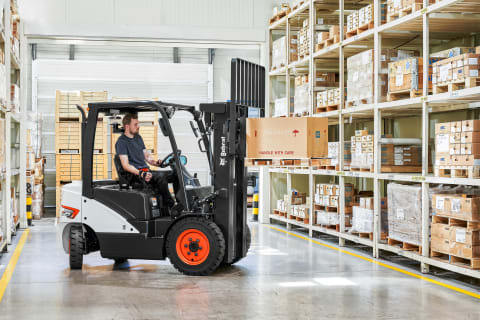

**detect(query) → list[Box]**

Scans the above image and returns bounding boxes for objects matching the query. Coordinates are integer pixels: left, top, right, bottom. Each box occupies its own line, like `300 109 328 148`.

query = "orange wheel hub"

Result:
176 229 210 266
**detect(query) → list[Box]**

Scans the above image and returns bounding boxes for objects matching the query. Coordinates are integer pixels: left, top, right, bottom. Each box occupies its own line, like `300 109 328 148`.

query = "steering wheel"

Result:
158 150 181 168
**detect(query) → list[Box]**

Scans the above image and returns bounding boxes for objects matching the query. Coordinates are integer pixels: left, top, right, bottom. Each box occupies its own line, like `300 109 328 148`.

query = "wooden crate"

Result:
56 153 108 183
55 121 81 153
55 90 81 121
94 120 107 153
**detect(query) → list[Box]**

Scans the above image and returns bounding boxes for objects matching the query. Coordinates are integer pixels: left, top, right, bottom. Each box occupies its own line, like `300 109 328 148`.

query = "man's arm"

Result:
119 155 140 176
144 149 160 166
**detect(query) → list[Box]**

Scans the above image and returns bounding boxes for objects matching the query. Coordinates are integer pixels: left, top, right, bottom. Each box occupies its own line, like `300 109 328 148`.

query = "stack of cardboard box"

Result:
381 144 422 167
350 130 374 171
387 0 434 23
347 3 386 34
312 142 351 169
432 53 480 91
435 121 480 178
294 75 310 115
290 35 298 62
297 19 310 59
431 193 480 265
271 37 287 70
314 183 354 227
316 88 344 111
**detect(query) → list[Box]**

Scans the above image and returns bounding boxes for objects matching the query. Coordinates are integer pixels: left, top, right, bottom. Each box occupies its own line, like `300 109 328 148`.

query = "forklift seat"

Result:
114 154 133 189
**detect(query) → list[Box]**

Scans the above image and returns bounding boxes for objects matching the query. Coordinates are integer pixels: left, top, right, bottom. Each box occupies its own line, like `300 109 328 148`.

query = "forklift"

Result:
57 59 265 275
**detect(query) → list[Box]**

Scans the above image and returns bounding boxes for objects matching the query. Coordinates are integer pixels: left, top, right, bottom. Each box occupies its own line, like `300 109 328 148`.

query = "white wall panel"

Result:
19 0 272 42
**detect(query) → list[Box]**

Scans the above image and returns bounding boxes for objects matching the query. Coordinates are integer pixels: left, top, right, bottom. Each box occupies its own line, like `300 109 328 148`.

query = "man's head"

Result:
123 113 140 135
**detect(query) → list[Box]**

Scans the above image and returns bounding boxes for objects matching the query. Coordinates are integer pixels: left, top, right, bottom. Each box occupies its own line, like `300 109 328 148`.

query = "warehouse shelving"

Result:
1 0 27 252
264 0 480 279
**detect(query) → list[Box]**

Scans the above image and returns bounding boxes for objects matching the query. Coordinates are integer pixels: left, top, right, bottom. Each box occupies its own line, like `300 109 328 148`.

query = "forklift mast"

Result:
200 58 265 263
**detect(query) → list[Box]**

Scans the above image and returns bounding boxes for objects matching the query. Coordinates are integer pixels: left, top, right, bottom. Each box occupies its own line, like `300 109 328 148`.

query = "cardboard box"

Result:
453 196 480 221
247 117 328 159
462 120 480 132
431 237 450 254
461 143 480 155
431 47 475 59
449 243 480 259
449 227 480 246
461 131 480 143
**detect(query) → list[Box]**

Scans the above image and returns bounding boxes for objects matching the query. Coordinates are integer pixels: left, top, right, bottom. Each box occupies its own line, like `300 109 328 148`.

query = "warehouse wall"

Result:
19 0 277 43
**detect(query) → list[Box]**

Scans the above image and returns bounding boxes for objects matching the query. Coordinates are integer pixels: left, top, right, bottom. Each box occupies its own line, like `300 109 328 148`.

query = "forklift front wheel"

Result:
166 217 225 276
69 225 84 270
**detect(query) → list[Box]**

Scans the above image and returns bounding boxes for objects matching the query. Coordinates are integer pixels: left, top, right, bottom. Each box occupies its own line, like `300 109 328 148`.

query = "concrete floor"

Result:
1 219 480 320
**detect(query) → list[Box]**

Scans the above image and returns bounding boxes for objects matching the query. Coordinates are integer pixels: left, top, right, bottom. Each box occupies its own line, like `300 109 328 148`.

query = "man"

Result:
115 113 175 207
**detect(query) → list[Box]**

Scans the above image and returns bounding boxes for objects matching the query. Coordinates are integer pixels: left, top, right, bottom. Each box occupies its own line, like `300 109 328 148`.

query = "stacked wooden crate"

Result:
431 193 480 269
55 90 108 217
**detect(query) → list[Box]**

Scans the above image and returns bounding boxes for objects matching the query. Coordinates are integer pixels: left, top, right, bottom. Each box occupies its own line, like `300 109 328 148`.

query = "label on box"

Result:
456 229 466 243
439 65 449 82
469 70 479 77
468 58 478 65
436 134 449 153
396 208 405 220
436 197 444 210
451 198 461 212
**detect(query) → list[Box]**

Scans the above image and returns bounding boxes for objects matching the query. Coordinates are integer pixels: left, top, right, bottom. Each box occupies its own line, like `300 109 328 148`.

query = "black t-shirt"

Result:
115 134 148 169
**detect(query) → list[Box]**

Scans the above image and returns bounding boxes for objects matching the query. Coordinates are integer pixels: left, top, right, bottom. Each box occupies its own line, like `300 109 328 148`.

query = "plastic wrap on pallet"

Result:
316 210 339 225
351 206 374 233
271 36 287 70
387 183 422 245
294 84 310 114
32 199 43 219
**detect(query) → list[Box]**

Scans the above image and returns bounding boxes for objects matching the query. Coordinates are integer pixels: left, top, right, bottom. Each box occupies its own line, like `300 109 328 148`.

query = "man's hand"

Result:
144 172 152 182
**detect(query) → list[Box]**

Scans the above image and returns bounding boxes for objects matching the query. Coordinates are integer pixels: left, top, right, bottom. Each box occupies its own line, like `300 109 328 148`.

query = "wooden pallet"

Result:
350 166 374 172
273 209 287 217
292 1 304 11
434 166 480 179
387 89 423 101
346 21 374 38
296 217 310 224
399 3 423 17
433 77 480 94
381 165 422 173
314 204 353 214
269 8 291 24
431 250 480 270
346 97 373 107
315 35 340 51
432 215 480 229
271 63 286 71
315 103 339 113
388 237 422 254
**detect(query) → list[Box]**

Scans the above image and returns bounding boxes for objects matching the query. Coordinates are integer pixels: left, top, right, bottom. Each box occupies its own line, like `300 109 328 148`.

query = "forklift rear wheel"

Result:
166 217 225 276
69 226 84 270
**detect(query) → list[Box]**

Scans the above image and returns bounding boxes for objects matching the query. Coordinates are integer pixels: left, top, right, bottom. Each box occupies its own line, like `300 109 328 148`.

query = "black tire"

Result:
225 225 251 265
114 258 128 264
166 217 225 276
69 226 84 270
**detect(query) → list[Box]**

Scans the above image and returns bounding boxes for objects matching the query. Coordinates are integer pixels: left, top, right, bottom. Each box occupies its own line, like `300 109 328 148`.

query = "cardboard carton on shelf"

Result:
246 117 328 159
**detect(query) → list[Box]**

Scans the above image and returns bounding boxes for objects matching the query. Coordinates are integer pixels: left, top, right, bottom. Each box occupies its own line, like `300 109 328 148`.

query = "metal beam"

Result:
173 47 180 63
208 48 215 64
69 44 75 60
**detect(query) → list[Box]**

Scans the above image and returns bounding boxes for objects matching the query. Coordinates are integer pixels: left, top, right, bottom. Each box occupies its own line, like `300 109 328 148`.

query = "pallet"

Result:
346 21 374 38
432 215 480 229
433 77 480 95
314 35 340 51
346 97 373 107
380 165 422 173
273 209 287 217
434 166 480 179
315 103 339 113
399 3 423 17
314 204 353 214
269 8 291 25
388 237 422 254
350 166 374 173
387 89 423 101
271 63 286 71
431 250 480 270
296 216 310 224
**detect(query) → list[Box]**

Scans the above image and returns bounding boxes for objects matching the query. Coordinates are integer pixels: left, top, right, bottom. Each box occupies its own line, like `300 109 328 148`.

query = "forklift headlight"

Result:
61 205 80 219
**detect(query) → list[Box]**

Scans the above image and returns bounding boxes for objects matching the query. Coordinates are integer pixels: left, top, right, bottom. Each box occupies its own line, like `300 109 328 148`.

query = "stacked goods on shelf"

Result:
381 140 423 172
297 18 310 59
246 117 328 162
387 183 423 252
315 25 342 51
311 142 351 170
271 37 287 70
274 195 288 216
315 87 344 112
269 3 291 24
290 35 298 63
350 130 374 171
347 49 417 106
11 187 18 227
431 192 480 268
434 121 480 179
432 53 480 94
431 47 475 59
290 191 309 223
0 118 4 171
315 183 354 229
387 0 434 22
0 47 5 103
273 97 294 117
387 55 442 100
346 3 385 38
32 157 45 220
294 75 310 116
351 195 389 238
10 8 19 61
10 84 19 111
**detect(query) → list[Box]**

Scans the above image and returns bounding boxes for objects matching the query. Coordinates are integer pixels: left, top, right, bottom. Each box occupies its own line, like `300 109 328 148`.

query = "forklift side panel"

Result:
97 233 164 260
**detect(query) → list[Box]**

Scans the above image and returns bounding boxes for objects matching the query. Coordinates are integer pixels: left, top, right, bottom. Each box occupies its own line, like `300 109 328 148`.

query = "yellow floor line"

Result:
267 225 480 300
0 229 30 303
